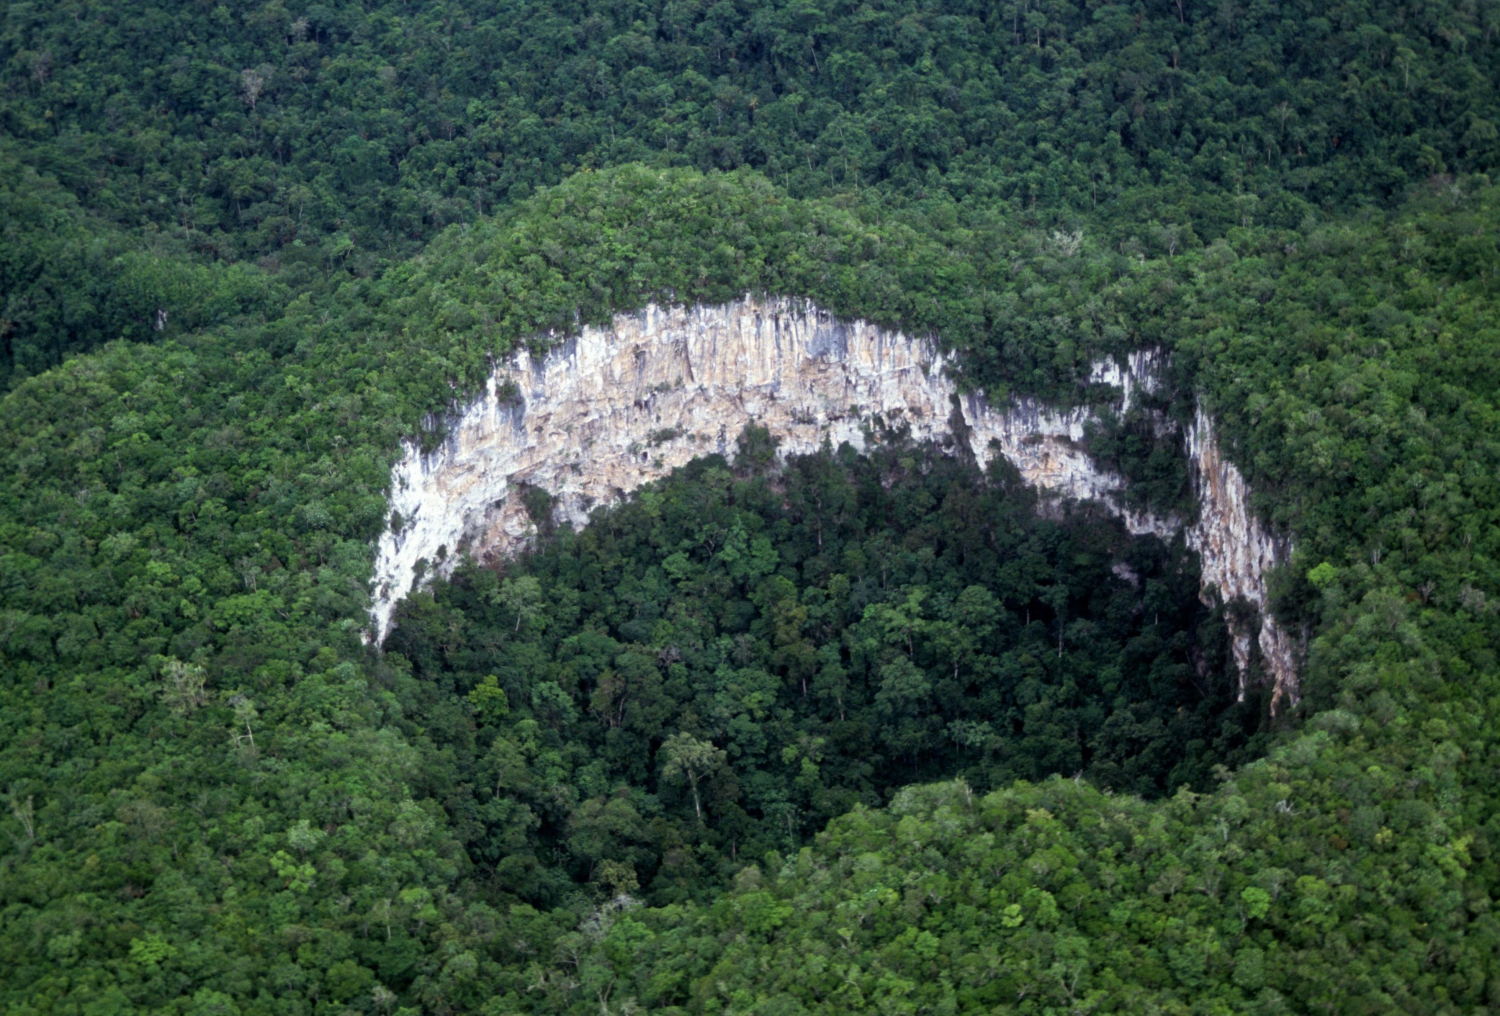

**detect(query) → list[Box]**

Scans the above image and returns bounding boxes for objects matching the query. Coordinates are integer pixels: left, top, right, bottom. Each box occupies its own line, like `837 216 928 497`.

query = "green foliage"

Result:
4 0 1498 261
7 0 1500 389
388 436 1262 904
458 764 1500 1013
0 153 286 388
0 0 1498 1003
2 161 1499 1014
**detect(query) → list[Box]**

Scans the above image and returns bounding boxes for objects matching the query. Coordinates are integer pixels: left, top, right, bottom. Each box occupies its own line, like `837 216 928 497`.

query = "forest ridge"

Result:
6 0 1500 385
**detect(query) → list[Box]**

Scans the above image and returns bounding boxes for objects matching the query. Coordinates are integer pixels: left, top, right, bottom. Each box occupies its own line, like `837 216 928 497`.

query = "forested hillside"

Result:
5 0 1500 381
10 0 1495 250
2 2 1499 1014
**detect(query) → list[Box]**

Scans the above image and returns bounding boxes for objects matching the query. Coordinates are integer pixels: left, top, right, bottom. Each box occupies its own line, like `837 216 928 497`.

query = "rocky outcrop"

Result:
1184 406 1299 711
371 297 1297 707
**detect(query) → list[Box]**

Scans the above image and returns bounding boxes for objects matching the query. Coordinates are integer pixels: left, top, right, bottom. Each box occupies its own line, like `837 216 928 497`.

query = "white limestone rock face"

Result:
371 297 1297 707
1184 406 1299 711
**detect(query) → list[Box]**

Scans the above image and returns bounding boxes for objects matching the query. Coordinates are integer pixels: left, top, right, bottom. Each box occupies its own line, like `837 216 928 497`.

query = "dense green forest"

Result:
389 432 1262 907
2 1 1500 1014
6 0 1500 383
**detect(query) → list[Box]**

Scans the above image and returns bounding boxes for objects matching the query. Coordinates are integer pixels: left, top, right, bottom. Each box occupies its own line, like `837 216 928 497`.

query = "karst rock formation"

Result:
372 297 1297 708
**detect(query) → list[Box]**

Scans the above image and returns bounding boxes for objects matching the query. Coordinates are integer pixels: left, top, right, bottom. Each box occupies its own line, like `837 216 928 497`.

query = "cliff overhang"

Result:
371 297 1298 709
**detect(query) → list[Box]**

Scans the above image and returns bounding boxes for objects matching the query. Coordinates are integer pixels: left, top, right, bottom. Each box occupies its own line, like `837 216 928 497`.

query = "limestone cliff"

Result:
1184 406 1299 711
371 297 1297 707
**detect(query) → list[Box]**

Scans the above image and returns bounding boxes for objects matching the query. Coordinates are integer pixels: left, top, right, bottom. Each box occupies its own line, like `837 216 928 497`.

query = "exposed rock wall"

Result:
371 297 1297 707
1184 406 1299 711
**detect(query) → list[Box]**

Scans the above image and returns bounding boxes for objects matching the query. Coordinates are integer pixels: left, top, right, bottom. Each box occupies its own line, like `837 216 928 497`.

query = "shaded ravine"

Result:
372 297 1298 708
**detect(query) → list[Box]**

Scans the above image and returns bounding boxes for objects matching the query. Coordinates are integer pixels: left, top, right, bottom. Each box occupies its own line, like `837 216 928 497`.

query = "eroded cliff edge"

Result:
372 297 1298 708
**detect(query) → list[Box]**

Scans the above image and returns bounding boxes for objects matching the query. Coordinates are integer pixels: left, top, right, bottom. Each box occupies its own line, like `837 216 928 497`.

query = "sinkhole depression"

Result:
372 296 1299 712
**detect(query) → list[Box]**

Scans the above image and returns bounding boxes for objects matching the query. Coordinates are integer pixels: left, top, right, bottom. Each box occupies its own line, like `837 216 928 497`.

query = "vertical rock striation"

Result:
371 297 1297 707
1184 406 1299 711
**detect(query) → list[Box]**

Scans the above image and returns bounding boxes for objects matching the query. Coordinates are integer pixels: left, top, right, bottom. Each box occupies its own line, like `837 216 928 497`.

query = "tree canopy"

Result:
1 1 1499 1012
